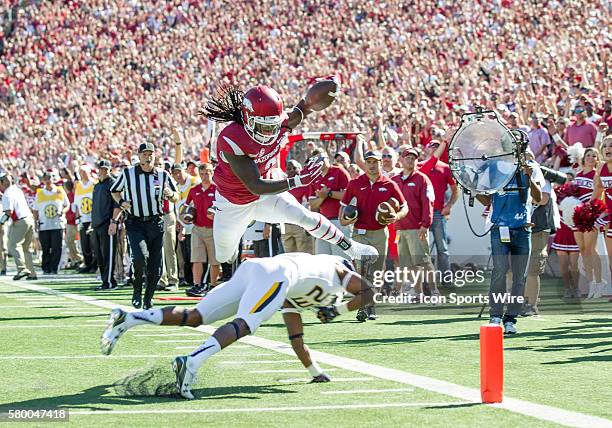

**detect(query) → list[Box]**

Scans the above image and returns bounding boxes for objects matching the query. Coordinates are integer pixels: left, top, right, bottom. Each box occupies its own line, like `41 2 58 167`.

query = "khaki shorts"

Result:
191 226 217 264
528 230 549 276
397 229 432 268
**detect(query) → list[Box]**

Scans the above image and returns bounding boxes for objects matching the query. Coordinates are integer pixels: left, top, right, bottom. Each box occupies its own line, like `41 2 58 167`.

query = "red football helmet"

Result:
241 86 287 145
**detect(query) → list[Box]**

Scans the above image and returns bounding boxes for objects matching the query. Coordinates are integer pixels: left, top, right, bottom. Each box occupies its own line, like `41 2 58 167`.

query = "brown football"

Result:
181 205 196 224
376 201 397 225
388 197 401 212
304 77 340 112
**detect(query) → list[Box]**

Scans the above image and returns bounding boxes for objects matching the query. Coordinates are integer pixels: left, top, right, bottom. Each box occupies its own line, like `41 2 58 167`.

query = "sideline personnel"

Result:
110 143 178 309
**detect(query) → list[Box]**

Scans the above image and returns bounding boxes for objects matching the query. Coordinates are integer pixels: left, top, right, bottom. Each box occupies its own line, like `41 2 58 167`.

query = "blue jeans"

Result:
431 210 450 284
489 227 531 322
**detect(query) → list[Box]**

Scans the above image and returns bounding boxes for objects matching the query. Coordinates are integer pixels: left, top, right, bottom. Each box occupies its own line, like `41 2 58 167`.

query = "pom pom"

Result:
572 199 606 232
567 143 585 166
559 197 582 228
554 182 580 202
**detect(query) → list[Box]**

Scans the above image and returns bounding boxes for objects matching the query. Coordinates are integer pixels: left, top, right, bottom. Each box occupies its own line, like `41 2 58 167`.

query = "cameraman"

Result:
524 151 561 316
476 143 544 335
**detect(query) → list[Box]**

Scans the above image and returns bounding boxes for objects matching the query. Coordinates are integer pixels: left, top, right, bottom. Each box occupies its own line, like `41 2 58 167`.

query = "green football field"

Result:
0 274 611 427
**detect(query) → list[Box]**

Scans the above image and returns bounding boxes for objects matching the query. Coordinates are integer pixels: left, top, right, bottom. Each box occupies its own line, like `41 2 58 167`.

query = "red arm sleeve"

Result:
418 156 437 174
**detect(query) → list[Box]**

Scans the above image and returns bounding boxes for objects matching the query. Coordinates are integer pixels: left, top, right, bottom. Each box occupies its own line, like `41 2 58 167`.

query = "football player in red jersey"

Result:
200 78 377 265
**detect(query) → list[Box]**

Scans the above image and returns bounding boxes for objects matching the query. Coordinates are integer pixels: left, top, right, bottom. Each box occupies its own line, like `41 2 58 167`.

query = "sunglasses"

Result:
382 154 393 159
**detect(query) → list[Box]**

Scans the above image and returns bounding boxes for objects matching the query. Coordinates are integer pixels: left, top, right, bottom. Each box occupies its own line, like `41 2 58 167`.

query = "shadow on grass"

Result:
0 365 298 411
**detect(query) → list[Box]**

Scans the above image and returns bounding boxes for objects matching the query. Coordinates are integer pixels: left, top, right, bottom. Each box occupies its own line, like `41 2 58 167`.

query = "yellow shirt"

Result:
73 180 96 223
35 186 68 230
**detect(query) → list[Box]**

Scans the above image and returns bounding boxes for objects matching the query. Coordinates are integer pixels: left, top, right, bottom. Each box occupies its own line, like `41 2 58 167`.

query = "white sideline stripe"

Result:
0 355 175 360
0 305 78 308
70 402 466 416
134 333 206 337
59 311 105 315
0 325 107 329
322 388 414 395
173 345 250 349
219 360 300 365
6 281 612 428
154 340 207 343
250 368 339 374
279 377 374 383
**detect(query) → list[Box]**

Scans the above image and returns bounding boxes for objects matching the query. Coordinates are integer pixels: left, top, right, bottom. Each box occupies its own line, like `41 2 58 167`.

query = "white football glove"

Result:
287 156 324 189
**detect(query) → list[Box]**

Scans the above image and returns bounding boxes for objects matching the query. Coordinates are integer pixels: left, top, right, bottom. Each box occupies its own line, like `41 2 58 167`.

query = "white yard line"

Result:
69 402 467 416
133 333 206 337
279 377 374 383
322 388 414 395
219 360 301 364
250 368 339 374
4 279 612 428
0 325 106 329
0 355 175 360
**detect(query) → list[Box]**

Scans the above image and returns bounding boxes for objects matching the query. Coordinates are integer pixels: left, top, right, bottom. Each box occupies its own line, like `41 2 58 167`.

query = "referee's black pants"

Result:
125 216 164 307
93 222 117 288
39 229 62 274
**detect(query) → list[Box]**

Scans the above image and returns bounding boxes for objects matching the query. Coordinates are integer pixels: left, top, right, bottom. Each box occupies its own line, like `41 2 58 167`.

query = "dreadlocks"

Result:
198 86 244 125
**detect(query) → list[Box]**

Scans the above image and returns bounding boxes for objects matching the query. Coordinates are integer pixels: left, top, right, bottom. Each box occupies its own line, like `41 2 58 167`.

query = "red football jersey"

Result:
214 122 289 204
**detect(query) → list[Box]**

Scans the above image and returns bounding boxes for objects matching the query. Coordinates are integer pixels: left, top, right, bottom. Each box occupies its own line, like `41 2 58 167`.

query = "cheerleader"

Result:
590 136 612 299
574 148 603 296
552 176 580 298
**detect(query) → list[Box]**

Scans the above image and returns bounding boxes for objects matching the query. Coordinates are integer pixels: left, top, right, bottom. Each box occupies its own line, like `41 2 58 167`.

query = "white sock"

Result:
187 336 221 371
125 309 163 328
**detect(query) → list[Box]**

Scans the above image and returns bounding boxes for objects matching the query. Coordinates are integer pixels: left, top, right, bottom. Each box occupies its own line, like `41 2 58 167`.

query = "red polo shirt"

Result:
422 160 455 210
341 173 406 230
289 185 311 204
392 170 434 230
185 183 216 228
309 165 350 219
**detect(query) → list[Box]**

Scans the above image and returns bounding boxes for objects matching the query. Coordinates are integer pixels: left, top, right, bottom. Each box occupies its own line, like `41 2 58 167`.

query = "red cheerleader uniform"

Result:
600 163 612 237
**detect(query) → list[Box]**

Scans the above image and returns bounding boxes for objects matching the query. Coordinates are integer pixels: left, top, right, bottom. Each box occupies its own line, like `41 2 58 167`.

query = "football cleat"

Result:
100 308 128 355
356 308 368 322
344 240 378 263
173 356 197 400
311 373 331 383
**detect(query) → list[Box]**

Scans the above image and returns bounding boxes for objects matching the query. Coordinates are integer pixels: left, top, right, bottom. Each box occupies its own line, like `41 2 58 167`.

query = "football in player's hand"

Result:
342 205 358 222
376 201 397 225
181 205 196 224
304 76 341 112
388 197 401 213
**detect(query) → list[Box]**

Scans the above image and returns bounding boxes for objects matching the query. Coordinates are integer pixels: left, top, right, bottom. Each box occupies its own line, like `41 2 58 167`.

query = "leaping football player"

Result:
200 77 378 266
100 253 374 399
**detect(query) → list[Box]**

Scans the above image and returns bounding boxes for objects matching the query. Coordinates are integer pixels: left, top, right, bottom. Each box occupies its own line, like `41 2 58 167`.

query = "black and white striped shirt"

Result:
110 166 177 217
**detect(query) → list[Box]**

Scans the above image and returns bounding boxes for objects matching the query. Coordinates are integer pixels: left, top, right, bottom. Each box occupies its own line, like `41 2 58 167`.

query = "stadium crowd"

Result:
0 1 611 313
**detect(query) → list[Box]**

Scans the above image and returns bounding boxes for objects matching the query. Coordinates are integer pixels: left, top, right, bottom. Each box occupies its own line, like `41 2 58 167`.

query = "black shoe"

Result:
178 279 190 288
77 266 89 274
156 284 167 291
356 308 368 322
0 270 6 276
143 299 153 310
26 274 38 281
95 283 115 291
132 291 142 309
13 271 29 281
185 284 208 297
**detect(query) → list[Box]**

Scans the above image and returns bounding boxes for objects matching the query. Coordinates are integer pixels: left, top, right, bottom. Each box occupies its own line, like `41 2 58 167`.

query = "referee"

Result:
110 143 178 309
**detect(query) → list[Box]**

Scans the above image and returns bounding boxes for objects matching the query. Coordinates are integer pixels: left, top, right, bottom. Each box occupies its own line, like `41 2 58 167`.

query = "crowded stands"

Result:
0 1 611 307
